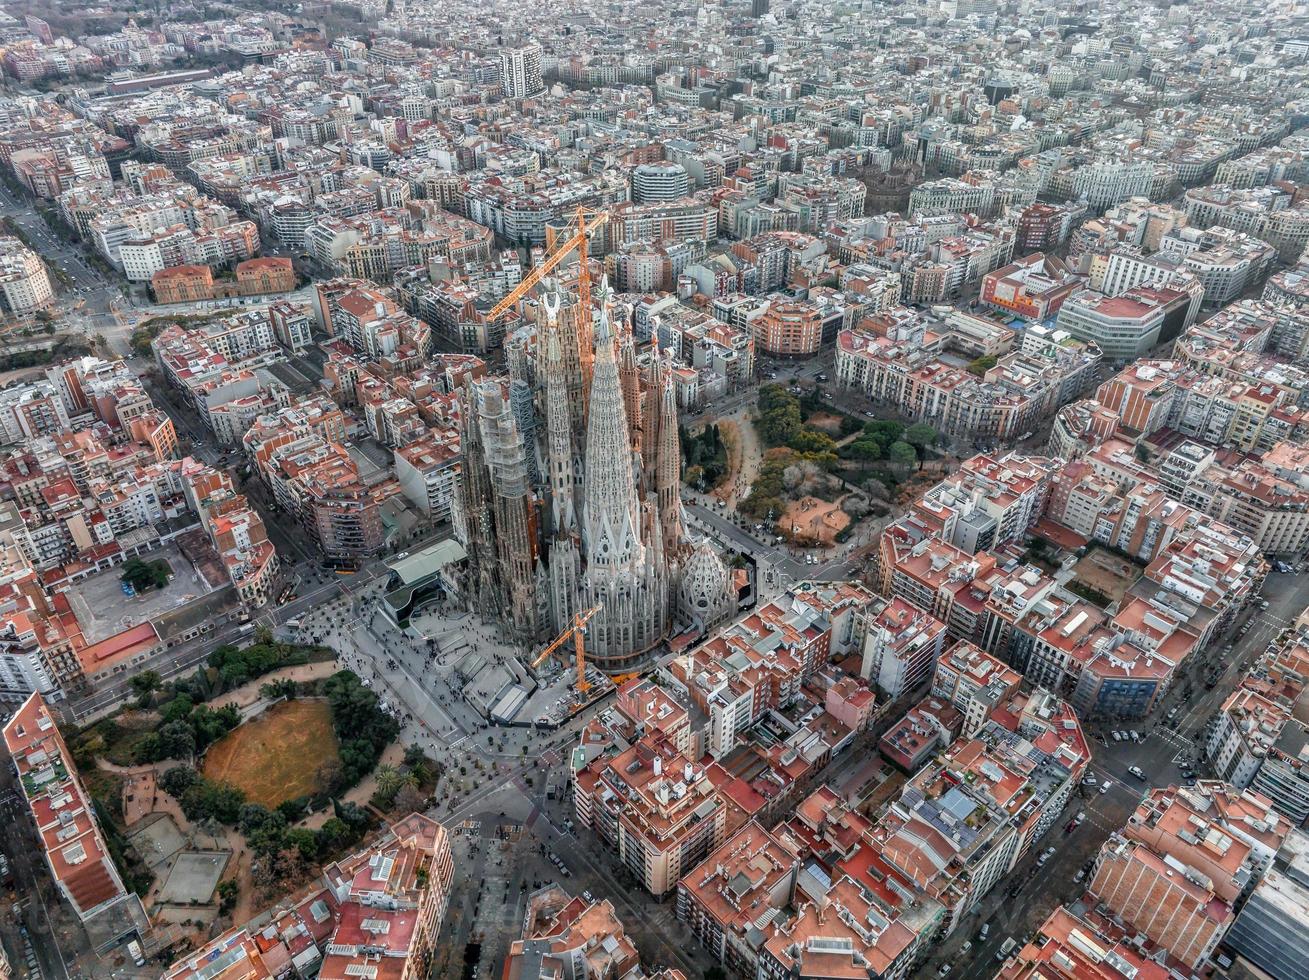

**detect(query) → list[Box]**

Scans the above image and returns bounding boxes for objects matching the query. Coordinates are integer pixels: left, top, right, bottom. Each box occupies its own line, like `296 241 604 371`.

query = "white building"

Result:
0 236 54 315
500 43 544 98
631 163 691 204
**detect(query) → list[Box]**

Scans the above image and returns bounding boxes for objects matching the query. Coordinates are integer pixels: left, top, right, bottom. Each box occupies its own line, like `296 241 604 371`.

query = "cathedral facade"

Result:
458 280 733 674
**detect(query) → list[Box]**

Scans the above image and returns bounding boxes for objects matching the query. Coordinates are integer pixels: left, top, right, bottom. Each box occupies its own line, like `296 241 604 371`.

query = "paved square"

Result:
158 850 229 905
126 814 186 871
63 540 219 643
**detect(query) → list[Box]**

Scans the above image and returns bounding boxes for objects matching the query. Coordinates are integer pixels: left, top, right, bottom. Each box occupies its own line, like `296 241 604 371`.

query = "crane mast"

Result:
529 604 603 693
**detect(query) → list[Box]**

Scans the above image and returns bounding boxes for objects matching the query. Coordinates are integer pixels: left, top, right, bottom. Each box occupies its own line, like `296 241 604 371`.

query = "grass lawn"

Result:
202 699 339 807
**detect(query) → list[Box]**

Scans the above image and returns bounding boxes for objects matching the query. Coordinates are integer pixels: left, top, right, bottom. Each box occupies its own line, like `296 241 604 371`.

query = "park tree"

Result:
967 354 997 376
246 820 288 858
155 720 197 760
317 817 354 852
403 743 427 768
276 797 309 823
216 879 238 915
904 423 939 449
161 694 194 724
394 783 426 815
284 828 320 862
842 437 885 462
374 765 403 800
160 766 200 799
129 670 162 706
888 440 918 475
788 427 837 456
238 803 276 835
132 732 162 764
756 385 804 446
757 401 802 446
120 558 169 592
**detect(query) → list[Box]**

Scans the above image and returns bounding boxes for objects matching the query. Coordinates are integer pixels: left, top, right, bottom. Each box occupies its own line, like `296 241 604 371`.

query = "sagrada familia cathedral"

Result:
458 279 736 674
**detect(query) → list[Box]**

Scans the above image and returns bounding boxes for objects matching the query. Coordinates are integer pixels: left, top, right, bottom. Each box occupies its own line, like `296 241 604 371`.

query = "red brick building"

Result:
151 264 214 304
236 256 296 296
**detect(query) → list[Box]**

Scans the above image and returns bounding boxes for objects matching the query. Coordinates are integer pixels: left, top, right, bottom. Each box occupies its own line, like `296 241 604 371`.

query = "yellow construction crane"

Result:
530 604 603 693
485 206 608 324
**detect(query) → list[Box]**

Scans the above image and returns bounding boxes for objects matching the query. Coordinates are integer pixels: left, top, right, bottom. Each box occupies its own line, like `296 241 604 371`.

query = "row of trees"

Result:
680 423 729 490
839 419 939 473
325 671 402 789
208 639 310 689
133 698 241 764
756 384 807 447
122 639 316 765
128 634 314 713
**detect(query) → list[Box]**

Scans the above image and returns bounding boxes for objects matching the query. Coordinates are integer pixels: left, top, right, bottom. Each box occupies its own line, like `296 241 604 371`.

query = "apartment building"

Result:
859 597 947 700
836 323 1090 443
663 582 874 759
980 253 1079 321
873 691 1088 933
393 429 461 523
503 885 686 980
1088 786 1259 969
1205 630 1309 825
679 800 944 980
1224 836 1309 980
1056 285 1187 360
930 639 1021 737
151 263 214 304
0 235 54 315
3 693 149 943
573 731 730 898
878 696 962 772
996 906 1170 980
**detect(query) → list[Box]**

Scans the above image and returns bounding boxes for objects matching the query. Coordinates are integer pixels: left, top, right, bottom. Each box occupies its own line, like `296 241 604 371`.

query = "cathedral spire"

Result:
542 294 577 536
655 362 688 557
618 325 642 452
581 306 642 566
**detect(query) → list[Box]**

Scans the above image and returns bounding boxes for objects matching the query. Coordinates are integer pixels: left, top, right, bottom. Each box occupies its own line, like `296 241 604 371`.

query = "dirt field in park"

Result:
1072 546 1142 604
202 699 339 807
805 411 846 435
782 495 851 546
